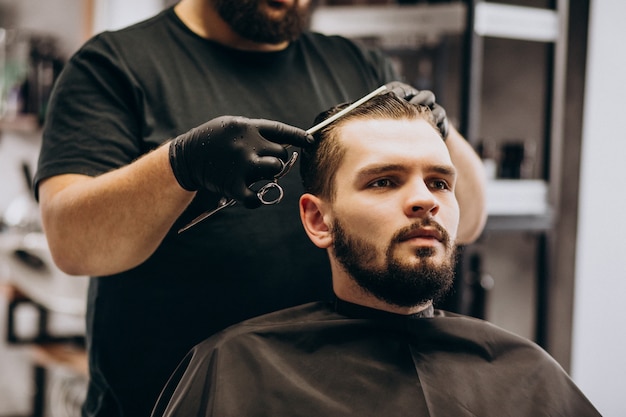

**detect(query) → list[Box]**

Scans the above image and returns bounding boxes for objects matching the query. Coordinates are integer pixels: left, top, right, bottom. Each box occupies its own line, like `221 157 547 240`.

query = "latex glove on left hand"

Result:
384 81 450 140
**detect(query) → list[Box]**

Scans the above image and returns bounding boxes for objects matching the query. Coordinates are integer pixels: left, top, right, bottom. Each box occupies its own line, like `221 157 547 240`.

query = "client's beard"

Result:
213 0 311 44
332 218 457 308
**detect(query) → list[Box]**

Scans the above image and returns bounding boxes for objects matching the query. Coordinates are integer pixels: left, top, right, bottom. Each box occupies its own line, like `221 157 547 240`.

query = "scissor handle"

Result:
256 182 284 205
277 151 299 178
255 151 298 205
178 151 298 231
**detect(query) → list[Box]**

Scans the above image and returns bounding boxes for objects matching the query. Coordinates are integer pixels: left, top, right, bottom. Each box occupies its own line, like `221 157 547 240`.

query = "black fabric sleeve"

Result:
34 33 145 198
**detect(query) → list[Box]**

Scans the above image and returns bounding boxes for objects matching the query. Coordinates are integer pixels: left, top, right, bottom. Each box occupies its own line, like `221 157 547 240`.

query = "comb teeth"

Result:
305 85 388 136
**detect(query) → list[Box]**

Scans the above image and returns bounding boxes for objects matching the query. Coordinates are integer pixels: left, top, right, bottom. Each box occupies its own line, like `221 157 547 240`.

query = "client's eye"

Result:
428 179 450 191
369 178 394 188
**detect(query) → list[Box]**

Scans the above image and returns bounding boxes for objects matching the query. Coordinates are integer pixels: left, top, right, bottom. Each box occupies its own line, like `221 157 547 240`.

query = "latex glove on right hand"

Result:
384 81 450 140
169 116 314 208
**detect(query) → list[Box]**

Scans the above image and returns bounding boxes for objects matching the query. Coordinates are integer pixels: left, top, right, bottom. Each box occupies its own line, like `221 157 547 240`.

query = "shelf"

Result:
486 179 549 216
486 213 553 232
484 179 552 232
312 3 560 43
474 3 560 42
311 3 466 39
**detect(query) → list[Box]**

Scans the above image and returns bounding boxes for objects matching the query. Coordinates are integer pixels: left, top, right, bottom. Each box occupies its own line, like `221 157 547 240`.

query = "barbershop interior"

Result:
0 0 623 416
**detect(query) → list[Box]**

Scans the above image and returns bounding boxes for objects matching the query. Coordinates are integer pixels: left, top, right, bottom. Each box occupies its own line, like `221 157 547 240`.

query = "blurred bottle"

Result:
497 140 537 179
498 142 525 179
22 35 64 125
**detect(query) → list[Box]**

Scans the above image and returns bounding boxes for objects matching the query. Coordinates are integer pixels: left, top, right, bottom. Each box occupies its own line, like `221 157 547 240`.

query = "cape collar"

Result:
334 297 435 320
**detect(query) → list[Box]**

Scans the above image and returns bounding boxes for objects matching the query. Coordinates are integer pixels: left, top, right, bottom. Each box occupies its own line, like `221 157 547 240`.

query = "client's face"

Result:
328 117 460 308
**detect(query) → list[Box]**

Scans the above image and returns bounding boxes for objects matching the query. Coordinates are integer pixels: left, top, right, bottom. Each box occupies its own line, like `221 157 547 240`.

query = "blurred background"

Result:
0 0 623 416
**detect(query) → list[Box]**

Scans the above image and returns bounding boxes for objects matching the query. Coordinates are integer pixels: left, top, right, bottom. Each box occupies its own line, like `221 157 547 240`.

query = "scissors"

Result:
178 85 388 233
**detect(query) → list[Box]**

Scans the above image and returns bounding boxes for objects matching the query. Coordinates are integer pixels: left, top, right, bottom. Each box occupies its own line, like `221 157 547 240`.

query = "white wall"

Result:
0 0 84 57
92 0 163 34
571 1 626 416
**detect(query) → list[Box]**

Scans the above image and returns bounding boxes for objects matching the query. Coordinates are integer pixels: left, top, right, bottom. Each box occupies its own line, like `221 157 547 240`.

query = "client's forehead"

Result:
331 117 451 175
336 117 445 154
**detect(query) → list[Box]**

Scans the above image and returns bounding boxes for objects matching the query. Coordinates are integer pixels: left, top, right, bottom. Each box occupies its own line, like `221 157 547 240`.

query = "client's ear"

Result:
299 194 333 249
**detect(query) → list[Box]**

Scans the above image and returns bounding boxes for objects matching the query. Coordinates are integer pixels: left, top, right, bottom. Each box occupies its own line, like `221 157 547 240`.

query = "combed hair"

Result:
300 92 438 200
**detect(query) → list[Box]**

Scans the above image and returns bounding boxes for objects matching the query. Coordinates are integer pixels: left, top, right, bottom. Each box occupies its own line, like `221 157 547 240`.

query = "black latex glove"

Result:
169 116 314 208
385 81 450 140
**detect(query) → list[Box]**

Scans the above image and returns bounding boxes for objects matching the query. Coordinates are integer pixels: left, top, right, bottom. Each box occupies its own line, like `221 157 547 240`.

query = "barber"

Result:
34 1 486 416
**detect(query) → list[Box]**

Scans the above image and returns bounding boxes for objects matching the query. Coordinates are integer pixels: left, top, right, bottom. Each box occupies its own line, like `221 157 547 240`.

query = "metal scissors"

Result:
178 85 388 233
177 151 299 233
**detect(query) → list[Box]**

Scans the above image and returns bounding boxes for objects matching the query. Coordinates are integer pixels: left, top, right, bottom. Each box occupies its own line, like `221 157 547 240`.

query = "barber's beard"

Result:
332 218 457 308
213 0 311 44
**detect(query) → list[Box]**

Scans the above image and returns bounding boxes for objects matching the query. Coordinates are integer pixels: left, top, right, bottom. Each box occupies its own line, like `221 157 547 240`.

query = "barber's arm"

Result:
444 125 487 244
39 146 192 277
38 117 313 277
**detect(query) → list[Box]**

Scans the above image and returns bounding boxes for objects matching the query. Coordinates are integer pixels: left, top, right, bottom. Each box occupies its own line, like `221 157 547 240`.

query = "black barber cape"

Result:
152 300 600 417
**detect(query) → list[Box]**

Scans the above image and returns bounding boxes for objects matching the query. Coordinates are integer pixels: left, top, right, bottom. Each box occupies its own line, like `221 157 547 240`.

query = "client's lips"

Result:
401 228 443 242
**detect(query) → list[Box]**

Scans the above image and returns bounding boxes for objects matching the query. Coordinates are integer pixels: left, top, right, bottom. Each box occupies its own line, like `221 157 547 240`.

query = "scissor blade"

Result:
178 198 236 233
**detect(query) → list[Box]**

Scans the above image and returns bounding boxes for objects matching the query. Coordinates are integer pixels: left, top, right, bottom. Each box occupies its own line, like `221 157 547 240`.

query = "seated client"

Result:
151 92 600 417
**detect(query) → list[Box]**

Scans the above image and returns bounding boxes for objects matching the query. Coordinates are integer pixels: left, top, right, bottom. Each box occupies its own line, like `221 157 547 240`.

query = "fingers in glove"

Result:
246 155 287 185
430 104 449 139
230 182 263 209
430 104 446 125
408 90 436 108
384 81 419 100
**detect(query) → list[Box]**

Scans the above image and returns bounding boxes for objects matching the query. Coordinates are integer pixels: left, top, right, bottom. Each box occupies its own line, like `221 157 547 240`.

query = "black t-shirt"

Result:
36 7 398 417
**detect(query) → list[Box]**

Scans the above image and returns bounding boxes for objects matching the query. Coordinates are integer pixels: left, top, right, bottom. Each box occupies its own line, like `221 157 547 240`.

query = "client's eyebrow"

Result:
355 164 406 180
355 163 457 181
428 164 457 179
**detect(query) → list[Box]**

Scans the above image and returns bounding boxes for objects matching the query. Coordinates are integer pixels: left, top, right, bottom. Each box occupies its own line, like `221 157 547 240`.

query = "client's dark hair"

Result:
300 92 438 200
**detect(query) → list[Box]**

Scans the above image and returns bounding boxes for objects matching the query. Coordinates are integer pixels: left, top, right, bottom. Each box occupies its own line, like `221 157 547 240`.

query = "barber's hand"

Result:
169 116 314 208
385 81 449 140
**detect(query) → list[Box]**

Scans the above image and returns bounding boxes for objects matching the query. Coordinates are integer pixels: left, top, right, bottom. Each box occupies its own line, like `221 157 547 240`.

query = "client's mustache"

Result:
392 219 451 248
